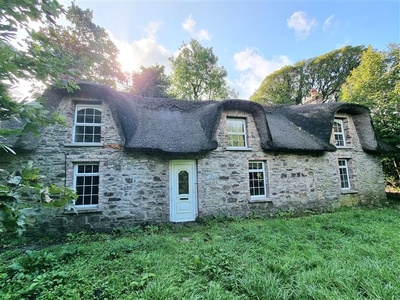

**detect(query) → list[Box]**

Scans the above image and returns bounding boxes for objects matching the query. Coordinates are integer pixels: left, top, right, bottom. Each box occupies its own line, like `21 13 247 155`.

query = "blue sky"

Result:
69 0 399 98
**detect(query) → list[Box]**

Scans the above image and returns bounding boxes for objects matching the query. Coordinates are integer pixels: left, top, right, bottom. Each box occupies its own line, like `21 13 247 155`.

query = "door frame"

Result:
169 160 198 222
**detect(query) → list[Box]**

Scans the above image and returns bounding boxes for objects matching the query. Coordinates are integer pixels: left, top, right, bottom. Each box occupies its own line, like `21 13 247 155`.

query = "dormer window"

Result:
333 119 346 147
227 118 247 149
73 104 102 144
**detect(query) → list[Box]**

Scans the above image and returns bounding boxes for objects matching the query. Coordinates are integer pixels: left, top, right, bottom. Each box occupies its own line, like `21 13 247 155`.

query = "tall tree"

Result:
32 2 125 89
129 65 170 98
0 1 78 234
1 0 68 148
341 44 400 184
250 63 306 105
251 45 365 105
169 39 236 100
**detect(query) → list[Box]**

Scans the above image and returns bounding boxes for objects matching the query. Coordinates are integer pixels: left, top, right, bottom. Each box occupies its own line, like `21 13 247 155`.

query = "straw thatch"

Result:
1 83 395 154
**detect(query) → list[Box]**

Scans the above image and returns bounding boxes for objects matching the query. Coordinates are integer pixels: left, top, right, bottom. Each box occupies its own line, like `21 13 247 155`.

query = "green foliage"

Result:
0 1 115 236
341 44 400 184
169 39 237 100
2 205 400 299
0 0 74 151
129 64 171 98
251 45 365 104
341 44 400 146
0 161 77 235
32 2 125 89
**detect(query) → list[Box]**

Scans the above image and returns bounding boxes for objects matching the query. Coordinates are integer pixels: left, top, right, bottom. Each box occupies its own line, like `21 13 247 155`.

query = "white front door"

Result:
170 160 197 222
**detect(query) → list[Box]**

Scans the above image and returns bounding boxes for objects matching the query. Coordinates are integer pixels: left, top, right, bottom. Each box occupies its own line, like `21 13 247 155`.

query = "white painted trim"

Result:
338 158 351 190
333 119 346 148
249 161 268 201
169 160 198 222
227 117 248 148
72 104 102 144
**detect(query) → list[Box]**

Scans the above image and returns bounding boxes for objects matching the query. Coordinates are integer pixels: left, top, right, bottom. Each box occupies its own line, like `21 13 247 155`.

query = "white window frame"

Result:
73 104 102 144
248 161 268 201
338 159 350 190
73 163 100 209
227 118 248 149
333 119 346 148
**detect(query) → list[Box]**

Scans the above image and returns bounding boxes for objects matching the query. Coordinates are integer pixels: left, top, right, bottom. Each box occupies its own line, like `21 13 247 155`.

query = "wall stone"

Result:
0 100 387 234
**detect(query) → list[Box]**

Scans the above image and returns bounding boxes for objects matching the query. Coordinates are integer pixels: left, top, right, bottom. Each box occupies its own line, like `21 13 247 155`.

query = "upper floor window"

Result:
73 163 99 207
227 118 247 148
249 161 267 200
73 104 102 144
333 119 346 147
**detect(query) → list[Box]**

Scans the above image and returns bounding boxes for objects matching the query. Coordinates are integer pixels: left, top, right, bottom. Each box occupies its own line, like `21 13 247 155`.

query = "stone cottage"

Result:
0 83 391 232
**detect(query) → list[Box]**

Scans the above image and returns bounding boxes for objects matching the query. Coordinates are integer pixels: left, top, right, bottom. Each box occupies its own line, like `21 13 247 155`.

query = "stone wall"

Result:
0 99 387 234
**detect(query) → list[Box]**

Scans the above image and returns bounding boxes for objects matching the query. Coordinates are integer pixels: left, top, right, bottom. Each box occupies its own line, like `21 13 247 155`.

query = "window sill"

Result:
226 147 253 151
64 205 101 214
340 189 358 195
64 143 103 147
249 198 272 203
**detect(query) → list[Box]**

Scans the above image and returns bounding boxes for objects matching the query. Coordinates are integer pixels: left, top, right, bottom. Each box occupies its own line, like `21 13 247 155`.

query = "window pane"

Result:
333 121 342 133
76 197 83 205
178 171 189 194
92 195 99 205
338 159 350 189
74 165 99 206
227 118 246 148
77 110 85 122
249 162 266 198
93 134 101 143
333 120 346 147
86 114 94 123
94 112 102 123
74 106 102 143
85 126 94 134
83 195 91 205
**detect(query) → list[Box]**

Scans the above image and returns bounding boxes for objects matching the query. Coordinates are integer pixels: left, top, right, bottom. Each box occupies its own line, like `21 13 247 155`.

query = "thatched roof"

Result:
1 83 395 154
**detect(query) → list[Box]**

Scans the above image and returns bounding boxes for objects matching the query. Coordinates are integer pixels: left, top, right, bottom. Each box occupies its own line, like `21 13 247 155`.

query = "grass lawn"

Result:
1 205 400 299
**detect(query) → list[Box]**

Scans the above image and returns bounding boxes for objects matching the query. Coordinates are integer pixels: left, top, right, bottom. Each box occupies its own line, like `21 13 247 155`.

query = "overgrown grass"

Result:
1 205 400 299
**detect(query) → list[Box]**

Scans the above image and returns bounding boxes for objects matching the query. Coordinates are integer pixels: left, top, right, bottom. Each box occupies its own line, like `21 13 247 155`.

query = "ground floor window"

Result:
338 159 350 189
249 161 267 200
73 163 99 206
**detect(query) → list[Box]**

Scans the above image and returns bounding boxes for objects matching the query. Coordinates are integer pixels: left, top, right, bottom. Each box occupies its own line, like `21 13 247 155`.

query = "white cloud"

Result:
323 15 335 32
144 21 162 40
109 22 171 73
233 48 291 99
182 15 210 41
287 11 317 40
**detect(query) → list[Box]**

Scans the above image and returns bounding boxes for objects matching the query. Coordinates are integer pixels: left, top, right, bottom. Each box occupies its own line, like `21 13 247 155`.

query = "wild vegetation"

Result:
250 45 365 105
341 44 400 188
169 39 237 100
1 205 400 299
1 1 398 235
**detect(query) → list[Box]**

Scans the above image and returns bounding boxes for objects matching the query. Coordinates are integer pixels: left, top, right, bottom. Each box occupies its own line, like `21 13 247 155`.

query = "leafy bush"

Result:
0 161 77 235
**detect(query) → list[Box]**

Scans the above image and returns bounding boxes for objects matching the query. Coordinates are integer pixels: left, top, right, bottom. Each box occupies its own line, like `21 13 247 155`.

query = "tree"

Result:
251 45 365 105
169 39 236 100
0 1 79 234
31 2 125 89
251 63 305 105
341 44 400 185
129 65 170 98
1 0 69 150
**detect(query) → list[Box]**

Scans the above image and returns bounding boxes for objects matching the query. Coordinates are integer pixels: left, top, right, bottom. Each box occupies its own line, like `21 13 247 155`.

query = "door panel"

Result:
170 160 197 222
